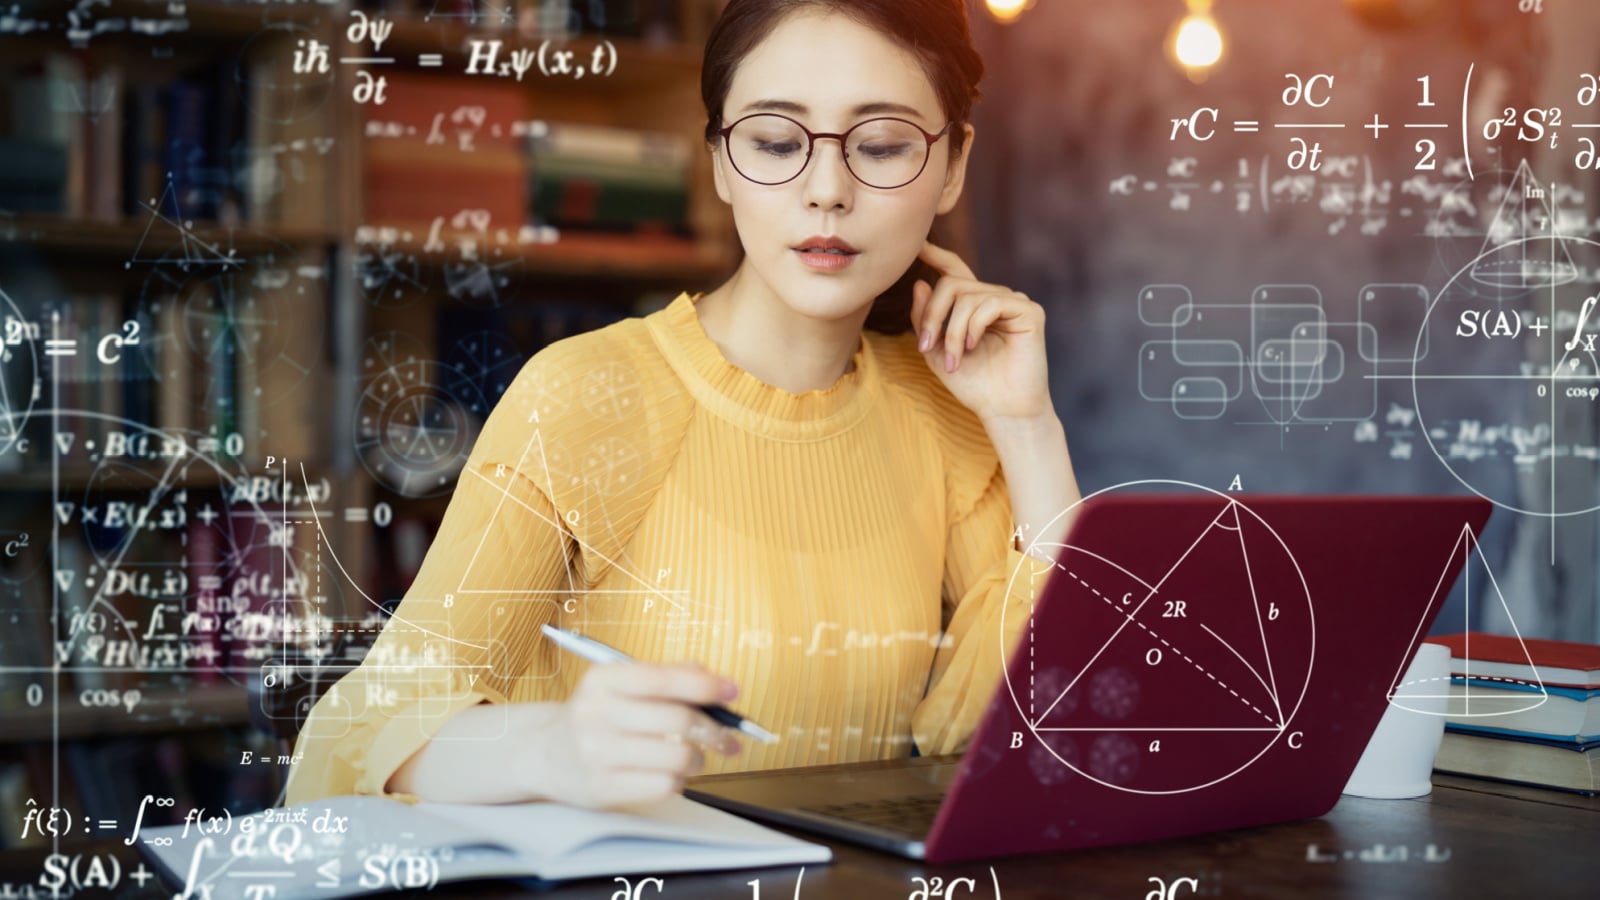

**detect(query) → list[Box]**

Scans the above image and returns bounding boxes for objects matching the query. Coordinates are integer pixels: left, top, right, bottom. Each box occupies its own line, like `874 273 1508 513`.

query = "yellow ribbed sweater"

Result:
286 290 1050 804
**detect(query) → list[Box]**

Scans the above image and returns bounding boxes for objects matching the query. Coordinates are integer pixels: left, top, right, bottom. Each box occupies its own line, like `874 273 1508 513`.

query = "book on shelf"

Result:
122 79 168 220
1425 631 1600 689
86 65 125 221
365 152 527 234
527 120 694 170
1434 728 1599 795
141 792 830 897
242 49 332 229
362 70 529 234
155 291 193 436
162 76 214 221
7 54 85 216
526 121 692 235
4 286 259 475
0 137 72 215
528 166 690 235
3 48 325 228
352 51 709 241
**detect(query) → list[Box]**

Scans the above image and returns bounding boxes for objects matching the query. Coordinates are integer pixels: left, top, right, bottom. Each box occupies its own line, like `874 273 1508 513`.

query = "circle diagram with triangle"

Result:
1412 162 1600 518
1002 481 1315 795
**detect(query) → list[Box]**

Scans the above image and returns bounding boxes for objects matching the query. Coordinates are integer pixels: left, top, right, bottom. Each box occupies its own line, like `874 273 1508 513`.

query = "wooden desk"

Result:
1 776 1592 899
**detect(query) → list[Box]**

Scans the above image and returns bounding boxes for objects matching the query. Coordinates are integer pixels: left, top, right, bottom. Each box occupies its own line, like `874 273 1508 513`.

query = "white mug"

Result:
1341 642 1450 799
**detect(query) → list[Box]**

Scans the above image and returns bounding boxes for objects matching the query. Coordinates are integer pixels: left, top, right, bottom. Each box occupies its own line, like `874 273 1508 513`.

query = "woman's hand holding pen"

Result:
911 239 1053 425
528 662 744 809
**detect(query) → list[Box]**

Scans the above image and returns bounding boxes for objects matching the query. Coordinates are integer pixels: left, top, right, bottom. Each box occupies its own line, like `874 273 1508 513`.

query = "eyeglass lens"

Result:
726 115 933 189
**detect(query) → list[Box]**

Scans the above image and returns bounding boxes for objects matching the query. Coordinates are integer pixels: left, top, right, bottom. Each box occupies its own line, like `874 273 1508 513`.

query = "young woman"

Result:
287 0 1079 810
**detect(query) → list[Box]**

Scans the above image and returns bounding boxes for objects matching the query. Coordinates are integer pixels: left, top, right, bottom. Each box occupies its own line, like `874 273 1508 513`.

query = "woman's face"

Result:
712 9 973 323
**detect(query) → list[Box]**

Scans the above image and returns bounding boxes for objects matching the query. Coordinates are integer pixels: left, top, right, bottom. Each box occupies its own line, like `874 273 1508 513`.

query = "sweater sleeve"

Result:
285 353 579 805
287 317 695 804
895 349 1060 757
910 461 1056 756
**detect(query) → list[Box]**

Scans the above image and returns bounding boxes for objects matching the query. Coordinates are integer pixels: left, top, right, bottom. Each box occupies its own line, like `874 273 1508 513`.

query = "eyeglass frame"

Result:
715 112 954 190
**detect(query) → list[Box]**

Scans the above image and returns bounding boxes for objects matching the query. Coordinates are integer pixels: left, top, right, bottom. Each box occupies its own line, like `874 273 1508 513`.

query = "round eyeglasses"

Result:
716 113 952 190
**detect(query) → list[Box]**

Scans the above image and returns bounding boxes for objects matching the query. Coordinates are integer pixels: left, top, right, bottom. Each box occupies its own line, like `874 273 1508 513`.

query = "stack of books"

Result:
1424 632 1599 794
363 71 530 233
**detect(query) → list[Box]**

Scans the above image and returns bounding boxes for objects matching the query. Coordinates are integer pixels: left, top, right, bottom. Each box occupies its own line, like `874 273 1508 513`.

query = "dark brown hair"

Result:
700 0 985 334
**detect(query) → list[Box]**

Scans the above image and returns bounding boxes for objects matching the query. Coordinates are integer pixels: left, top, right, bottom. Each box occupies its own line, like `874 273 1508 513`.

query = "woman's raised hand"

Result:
525 661 744 809
910 239 1053 424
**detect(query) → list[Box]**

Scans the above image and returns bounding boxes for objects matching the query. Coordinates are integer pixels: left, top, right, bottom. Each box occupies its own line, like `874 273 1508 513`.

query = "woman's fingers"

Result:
580 663 743 756
913 239 1025 366
590 734 702 774
943 294 1004 368
915 239 975 348
604 697 696 737
911 278 932 346
559 660 749 809
595 661 736 705
917 274 981 353
964 296 1009 352
919 281 1043 372
604 699 740 755
918 238 977 281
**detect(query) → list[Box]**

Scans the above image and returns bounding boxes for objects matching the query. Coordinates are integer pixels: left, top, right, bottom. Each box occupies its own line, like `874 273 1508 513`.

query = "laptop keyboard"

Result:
796 794 945 837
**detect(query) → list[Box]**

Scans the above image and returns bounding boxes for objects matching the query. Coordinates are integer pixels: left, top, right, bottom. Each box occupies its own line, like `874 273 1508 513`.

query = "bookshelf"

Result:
0 0 737 844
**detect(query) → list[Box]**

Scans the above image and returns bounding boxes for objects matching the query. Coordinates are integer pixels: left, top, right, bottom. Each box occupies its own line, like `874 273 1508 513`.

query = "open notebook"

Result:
138 793 831 898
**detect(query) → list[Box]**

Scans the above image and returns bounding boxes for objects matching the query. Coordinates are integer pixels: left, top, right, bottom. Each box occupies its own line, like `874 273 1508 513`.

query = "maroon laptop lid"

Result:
925 490 1492 863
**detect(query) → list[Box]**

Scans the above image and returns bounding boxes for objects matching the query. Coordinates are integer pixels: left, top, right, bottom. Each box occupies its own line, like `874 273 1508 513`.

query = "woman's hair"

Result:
702 0 984 161
700 0 986 334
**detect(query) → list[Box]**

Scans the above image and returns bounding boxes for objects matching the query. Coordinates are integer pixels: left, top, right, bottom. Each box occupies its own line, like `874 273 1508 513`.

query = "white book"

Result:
139 793 830 898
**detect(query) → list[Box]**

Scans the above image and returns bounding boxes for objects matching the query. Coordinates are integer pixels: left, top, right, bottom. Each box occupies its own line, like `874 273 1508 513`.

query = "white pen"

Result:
540 623 779 744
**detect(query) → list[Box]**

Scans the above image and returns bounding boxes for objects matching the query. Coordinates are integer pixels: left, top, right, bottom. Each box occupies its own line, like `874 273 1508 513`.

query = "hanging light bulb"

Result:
1168 0 1225 81
984 0 1035 25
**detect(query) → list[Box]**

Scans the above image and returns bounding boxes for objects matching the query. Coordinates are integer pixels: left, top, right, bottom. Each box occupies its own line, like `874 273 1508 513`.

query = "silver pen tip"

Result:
741 720 779 744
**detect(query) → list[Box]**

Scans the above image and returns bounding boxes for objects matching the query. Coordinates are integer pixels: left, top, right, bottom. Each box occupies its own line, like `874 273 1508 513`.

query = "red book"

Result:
1426 632 1600 689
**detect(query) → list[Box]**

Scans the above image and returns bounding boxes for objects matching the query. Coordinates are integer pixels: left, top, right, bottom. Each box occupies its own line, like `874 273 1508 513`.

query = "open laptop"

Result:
686 491 1493 863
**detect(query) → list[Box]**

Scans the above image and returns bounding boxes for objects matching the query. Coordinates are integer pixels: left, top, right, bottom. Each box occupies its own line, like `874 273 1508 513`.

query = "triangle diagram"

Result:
1387 524 1547 717
128 177 243 269
453 420 692 619
1033 500 1286 732
455 423 583 596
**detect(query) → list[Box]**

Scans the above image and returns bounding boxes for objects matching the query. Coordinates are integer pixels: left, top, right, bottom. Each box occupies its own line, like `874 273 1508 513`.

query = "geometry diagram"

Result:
1003 481 1315 794
353 243 429 308
354 355 487 497
1136 283 1386 428
136 243 316 432
1412 168 1600 517
1386 522 1547 718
